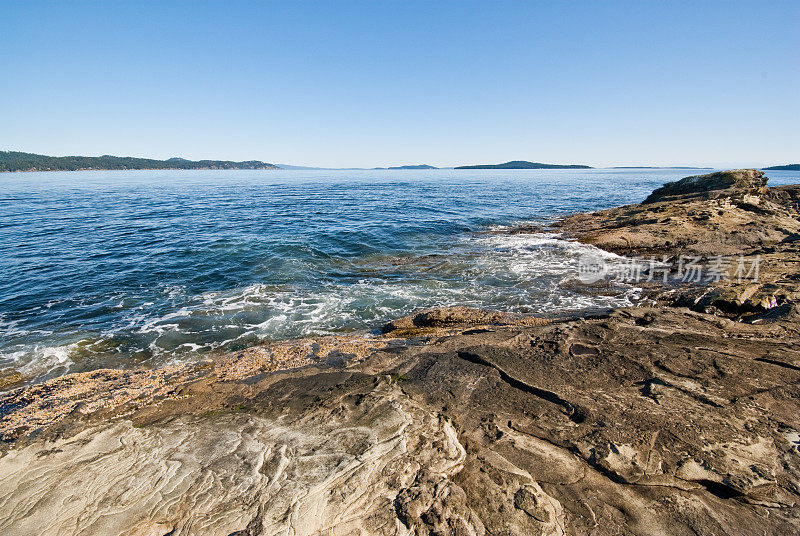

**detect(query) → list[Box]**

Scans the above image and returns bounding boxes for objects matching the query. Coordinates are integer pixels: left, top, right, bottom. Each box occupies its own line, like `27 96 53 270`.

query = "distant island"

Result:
387 164 437 170
455 160 592 170
0 151 279 172
763 164 800 171
368 164 438 170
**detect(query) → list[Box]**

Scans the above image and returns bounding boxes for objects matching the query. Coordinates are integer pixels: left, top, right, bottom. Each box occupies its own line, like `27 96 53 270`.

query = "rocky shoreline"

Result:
555 170 800 323
1 170 799 535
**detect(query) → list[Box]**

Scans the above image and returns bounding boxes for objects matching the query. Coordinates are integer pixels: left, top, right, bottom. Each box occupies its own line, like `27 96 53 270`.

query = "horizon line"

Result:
2 149 796 171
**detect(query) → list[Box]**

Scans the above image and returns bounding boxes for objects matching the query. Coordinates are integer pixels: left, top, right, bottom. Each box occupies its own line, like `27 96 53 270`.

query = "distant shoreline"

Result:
0 166 279 173
3 166 721 173
0 151 279 173
3 150 796 173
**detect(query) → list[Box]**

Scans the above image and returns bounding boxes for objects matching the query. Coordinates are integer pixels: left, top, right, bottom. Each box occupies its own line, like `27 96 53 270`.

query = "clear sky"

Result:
1 0 798 168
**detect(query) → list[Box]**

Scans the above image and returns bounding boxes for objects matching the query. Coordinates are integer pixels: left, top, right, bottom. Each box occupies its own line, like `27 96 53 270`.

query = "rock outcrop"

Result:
556 171 800 322
382 305 547 335
643 169 768 203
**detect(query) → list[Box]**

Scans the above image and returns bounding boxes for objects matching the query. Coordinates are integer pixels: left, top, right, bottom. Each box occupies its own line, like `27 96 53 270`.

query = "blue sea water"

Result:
2 168 798 384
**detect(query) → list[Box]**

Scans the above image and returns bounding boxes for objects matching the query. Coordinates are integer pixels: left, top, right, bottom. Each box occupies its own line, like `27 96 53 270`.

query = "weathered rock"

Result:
643 169 768 203
0 384 474 535
555 175 800 320
382 305 546 335
0 333 412 441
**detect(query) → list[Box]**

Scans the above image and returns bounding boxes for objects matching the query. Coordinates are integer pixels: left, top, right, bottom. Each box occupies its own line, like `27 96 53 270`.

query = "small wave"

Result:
1 343 76 380
9 231 640 377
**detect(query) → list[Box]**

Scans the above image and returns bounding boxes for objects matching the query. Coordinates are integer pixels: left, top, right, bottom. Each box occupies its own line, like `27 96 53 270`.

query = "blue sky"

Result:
1 0 798 168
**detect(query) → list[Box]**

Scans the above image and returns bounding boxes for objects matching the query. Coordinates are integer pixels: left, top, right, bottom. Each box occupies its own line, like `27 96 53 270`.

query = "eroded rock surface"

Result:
643 169 768 204
0 385 472 535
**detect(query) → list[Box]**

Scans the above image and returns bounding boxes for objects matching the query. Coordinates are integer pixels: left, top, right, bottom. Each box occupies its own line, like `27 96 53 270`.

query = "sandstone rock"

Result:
382 305 546 335
0 384 475 536
644 169 768 203
555 177 800 321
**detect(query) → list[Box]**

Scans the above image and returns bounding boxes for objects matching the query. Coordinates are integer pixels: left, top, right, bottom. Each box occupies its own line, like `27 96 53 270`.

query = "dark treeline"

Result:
763 164 800 171
0 151 278 172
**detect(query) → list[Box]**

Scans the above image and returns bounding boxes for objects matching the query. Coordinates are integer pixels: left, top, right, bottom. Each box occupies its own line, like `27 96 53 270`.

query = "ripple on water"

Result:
5 168 797 384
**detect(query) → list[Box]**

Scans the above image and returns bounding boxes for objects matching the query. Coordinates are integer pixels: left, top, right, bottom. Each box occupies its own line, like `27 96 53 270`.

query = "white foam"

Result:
1 343 77 380
3 230 645 378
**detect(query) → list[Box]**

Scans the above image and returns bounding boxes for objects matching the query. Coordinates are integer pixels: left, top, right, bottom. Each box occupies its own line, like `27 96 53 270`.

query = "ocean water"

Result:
2 168 799 385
